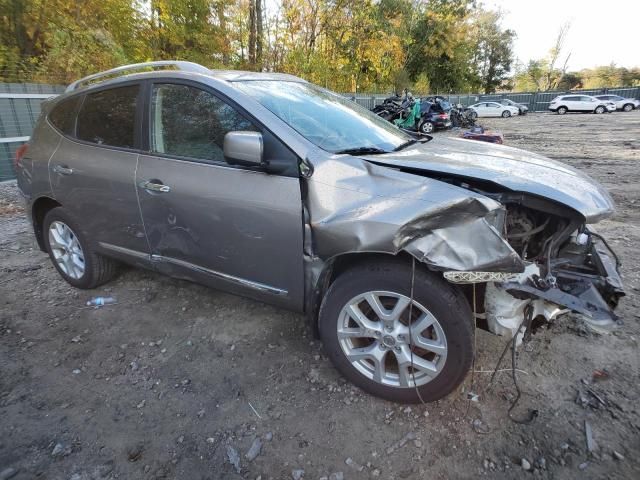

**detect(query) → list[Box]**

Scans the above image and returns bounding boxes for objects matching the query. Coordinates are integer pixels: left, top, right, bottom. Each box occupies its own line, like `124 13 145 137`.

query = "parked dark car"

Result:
15 61 624 404
415 100 452 133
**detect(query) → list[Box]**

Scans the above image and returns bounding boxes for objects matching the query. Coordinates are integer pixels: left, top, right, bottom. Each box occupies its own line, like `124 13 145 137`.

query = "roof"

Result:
65 61 305 93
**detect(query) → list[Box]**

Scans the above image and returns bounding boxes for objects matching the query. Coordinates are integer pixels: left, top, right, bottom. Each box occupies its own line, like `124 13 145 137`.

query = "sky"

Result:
484 0 640 70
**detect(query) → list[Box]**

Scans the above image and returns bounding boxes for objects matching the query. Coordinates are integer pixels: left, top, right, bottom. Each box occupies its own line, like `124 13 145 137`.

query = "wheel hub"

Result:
382 335 396 347
337 291 448 388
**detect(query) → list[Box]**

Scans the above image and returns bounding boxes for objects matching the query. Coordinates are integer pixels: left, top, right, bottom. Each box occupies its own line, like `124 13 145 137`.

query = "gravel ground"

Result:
1 112 639 480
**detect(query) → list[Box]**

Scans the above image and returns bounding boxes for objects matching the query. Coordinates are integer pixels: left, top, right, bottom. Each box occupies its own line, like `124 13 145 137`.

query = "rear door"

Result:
579 96 595 111
136 81 304 310
49 83 150 264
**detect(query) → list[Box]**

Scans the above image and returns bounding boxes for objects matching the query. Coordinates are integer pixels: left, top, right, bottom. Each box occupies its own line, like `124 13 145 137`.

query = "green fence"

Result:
1 82 639 181
0 83 65 181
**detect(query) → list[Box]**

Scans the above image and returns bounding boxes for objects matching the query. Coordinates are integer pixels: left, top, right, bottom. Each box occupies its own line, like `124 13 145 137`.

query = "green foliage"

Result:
0 0 635 92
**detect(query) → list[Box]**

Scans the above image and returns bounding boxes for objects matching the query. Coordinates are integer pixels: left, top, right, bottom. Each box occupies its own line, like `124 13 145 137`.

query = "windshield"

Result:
234 80 412 153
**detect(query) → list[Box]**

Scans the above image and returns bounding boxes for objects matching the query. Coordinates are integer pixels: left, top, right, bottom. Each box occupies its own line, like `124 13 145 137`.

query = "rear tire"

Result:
594 105 606 114
419 120 434 134
318 258 473 403
622 103 634 112
557 106 568 115
43 207 118 289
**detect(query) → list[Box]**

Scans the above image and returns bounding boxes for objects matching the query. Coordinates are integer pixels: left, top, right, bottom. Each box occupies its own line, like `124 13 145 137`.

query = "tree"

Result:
472 9 515 93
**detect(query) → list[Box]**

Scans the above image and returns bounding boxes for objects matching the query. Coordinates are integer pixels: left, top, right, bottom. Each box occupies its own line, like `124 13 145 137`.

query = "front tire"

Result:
557 106 568 115
501 110 511 118
318 259 473 403
622 103 634 112
43 207 118 289
594 105 606 114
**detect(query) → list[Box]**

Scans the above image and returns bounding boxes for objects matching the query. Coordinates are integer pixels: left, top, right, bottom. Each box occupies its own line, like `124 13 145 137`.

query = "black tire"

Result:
594 105 606 114
557 106 568 115
419 120 434 134
622 103 634 112
43 207 118 289
318 258 474 403
501 110 511 118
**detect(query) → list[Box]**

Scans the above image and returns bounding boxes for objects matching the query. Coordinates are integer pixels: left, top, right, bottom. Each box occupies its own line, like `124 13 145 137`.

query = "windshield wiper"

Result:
334 146 389 155
393 137 431 151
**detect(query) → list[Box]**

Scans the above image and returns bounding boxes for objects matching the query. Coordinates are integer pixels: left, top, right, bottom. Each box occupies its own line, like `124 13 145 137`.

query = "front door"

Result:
136 82 304 310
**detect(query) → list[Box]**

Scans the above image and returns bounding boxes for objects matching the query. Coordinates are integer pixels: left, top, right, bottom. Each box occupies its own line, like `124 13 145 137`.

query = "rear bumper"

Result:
434 119 452 129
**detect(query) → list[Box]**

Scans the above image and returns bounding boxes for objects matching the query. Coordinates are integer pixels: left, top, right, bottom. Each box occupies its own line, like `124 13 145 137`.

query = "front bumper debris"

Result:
494 236 624 332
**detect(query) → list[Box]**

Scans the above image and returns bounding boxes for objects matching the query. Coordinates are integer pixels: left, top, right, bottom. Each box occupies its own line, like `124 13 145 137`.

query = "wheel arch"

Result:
306 251 436 337
32 196 62 251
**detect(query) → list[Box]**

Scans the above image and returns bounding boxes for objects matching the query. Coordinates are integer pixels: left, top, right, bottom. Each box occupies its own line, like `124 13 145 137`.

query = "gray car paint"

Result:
359 136 615 223
136 153 305 310
304 154 523 273
50 137 150 262
17 68 618 316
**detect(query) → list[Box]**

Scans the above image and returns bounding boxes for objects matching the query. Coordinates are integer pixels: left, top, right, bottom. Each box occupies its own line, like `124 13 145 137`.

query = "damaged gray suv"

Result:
16 61 624 403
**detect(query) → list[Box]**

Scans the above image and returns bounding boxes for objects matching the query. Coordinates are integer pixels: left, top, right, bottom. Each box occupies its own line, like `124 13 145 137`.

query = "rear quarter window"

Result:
49 96 82 135
76 85 139 148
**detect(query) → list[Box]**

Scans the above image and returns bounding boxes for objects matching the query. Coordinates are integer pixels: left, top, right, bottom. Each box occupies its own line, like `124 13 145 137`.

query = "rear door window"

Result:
150 83 256 162
49 96 82 135
76 85 139 148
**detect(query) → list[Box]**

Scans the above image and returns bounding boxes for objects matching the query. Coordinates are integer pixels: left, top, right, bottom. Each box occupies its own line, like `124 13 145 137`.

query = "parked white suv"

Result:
594 94 639 112
548 94 616 114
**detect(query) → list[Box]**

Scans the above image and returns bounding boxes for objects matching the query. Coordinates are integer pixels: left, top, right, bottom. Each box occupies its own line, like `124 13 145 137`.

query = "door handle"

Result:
53 165 73 176
140 180 171 193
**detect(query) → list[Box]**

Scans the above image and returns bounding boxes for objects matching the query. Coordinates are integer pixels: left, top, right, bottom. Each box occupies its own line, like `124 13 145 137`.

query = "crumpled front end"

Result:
492 227 624 333
304 153 624 335
305 156 524 273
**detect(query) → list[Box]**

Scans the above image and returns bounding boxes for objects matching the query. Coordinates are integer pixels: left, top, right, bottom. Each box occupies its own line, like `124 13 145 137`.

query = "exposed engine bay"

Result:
432 175 625 337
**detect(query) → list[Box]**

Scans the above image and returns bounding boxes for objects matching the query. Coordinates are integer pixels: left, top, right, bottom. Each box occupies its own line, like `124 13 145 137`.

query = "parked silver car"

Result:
15 62 624 403
594 94 640 112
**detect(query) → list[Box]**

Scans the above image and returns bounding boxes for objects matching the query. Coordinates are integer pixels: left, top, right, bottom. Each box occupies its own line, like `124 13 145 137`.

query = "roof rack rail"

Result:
65 61 210 92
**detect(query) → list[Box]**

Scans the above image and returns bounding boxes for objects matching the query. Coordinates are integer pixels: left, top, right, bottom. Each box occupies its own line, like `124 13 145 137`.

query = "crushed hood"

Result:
361 136 615 223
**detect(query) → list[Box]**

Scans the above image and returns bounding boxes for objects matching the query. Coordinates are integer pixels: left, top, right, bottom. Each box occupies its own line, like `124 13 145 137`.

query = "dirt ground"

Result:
1 112 639 480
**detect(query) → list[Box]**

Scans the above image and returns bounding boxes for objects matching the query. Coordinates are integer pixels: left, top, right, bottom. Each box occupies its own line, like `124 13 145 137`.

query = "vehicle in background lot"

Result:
498 98 528 115
468 101 520 117
548 94 616 114
594 95 639 112
449 104 477 128
15 61 624 403
423 95 452 112
373 95 451 134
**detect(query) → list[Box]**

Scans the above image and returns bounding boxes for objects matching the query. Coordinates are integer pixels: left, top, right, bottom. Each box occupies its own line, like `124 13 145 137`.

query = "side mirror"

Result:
223 131 264 166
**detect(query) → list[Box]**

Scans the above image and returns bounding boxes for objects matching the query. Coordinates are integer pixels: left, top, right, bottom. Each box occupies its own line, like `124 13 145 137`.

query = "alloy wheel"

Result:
420 121 434 133
48 221 85 279
336 291 447 388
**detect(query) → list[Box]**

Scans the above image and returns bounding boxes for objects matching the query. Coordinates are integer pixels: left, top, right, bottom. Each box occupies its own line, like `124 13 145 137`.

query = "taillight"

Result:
438 113 448 119
14 143 28 169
